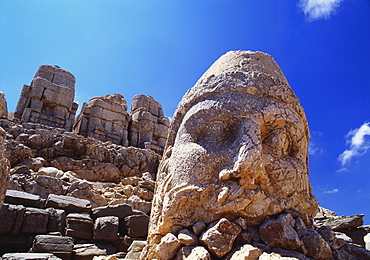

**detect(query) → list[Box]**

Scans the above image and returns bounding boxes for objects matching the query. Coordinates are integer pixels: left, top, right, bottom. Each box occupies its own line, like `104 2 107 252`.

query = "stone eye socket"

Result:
263 129 292 156
196 120 236 150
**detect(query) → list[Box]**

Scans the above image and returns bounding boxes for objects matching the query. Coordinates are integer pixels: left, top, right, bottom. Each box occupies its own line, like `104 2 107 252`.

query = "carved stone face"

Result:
147 51 318 246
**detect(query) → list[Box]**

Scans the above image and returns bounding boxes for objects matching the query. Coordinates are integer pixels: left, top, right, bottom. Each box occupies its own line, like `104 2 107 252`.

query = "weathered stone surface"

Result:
199 218 241 258
301 230 332 260
65 213 94 240
175 246 211 260
365 232 370 250
156 233 182 260
2 253 62 260
260 216 301 250
322 214 364 231
32 235 74 259
92 203 134 220
226 244 262 260
73 244 115 260
178 229 199 246
0 92 8 119
0 203 25 235
94 216 119 242
21 207 49 234
124 240 147 260
73 93 130 146
0 234 35 254
47 208 66 234
129 94 169 154
0 127 10 208
45 194 91 213
14 65 78 131
146 51 318 258
124 214 149 238
192 221 207 237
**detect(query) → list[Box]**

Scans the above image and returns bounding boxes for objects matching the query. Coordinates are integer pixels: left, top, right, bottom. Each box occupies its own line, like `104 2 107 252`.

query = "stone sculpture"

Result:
73 93 130 146
14 65 78 131
144 50 318 259
129 94 170 153
0 92 8 119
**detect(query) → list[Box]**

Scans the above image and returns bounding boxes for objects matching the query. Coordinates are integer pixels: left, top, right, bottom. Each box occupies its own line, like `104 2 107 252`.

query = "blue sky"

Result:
1 0 369 224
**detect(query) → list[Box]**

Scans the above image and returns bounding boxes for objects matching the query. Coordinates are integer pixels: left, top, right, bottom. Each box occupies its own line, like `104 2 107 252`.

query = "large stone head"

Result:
147 51 318 251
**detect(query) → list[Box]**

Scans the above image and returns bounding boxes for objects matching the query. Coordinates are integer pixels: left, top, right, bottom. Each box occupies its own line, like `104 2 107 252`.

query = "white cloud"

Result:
324 188 339 194
298 0 344 20
338 122 370 166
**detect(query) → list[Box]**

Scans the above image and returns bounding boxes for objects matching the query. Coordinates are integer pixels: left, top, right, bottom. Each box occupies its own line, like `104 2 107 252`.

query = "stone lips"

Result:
145 50 318 258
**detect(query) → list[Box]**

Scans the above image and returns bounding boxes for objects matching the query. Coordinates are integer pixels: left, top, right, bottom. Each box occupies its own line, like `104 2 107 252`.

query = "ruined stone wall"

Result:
73 93 130 146
0 127 10 208
129 94 170 154
14 65 78 131
0 92 8 119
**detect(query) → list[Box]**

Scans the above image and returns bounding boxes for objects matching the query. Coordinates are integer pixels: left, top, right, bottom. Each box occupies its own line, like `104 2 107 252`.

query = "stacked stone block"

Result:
14 65 78 131
73 93 130 146
0 190 149 259
129 94 169 153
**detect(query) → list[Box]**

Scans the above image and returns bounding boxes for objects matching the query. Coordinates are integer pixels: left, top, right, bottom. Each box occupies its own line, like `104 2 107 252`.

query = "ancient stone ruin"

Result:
0 92 8 119
0 53 369 260
141 51 370 259
73 93 130 146
129 94 170 153
0 127 10 208
14 65 78 131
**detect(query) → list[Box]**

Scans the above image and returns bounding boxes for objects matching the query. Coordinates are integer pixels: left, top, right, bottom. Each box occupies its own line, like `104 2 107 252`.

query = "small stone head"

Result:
148 51 318 246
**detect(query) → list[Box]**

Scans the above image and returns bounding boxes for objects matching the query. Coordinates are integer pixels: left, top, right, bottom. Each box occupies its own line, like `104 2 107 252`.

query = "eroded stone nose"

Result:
219 137 266 189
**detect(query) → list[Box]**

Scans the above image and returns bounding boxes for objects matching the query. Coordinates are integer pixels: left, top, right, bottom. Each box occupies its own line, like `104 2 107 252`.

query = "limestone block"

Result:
0 204 18 234
1 253 62 260
5 189 42 209
0 92 8 118
21 207 49 234
175 246 211 260
199 218 241 258
322 214 364 231
124 214 149 238
156 233 182 260
93 216 119 242
227 244 262 260
47 208 66 234
178 229 199 246
45 194 91 213
32 235 74 259
301 230 332 260
73 93 129 146
73 243 115 260
129 94 169 152
92 203 134 220
259 216 301 250
65 213 94 240
125 240 147 260
0 127 10 208
14 65 77 131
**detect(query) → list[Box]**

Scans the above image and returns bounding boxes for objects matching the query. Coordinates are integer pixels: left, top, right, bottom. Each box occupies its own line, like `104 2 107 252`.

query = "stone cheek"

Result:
14 65 78 131
73 93 130 146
